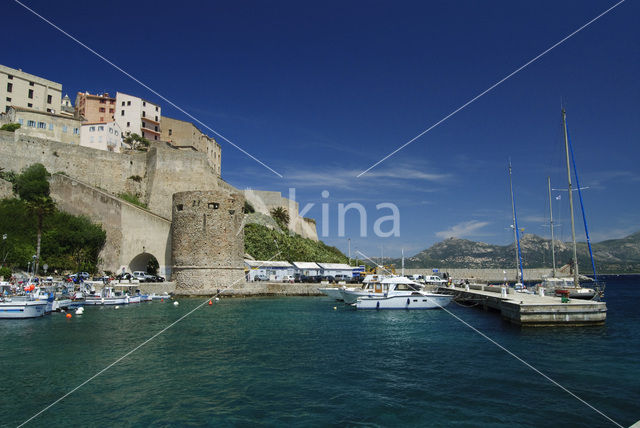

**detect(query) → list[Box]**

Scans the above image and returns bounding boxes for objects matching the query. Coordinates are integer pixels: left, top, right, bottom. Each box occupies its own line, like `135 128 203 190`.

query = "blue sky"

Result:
4 0 639 258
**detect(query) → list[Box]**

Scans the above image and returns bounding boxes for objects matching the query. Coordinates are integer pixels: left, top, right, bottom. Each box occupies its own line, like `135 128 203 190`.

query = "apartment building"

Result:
160 116 222 176
0 64 62 114
114 92 161 141
80 121 124 152
75 92 116 122
3 106 82 145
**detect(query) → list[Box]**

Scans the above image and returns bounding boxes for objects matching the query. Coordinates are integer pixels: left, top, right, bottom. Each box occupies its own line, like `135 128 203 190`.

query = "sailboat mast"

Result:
562 109 580 287
508 162 523 282
547 177 557 278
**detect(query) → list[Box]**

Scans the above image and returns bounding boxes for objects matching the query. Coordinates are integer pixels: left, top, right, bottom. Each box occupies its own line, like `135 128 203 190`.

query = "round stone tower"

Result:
172 190 245 294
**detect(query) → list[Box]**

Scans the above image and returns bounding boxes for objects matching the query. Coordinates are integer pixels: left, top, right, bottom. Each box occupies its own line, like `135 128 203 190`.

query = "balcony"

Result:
141 124 161 136
141 115 160 124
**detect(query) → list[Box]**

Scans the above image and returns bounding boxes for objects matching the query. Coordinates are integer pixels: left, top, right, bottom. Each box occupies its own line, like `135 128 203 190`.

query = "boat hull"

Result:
0 300 48 319
84 297 128 305
355 294 453 310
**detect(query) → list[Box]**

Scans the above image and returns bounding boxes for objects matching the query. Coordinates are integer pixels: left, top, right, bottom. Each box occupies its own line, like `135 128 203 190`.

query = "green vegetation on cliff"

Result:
0 164 106 274
244 223 347 263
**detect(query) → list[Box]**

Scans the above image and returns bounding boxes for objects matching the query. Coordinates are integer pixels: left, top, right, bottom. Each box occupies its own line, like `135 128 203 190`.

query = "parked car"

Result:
282 275 295 283
254 274 269 281
76 272 90 280
132 271 147 281
147 275 165 282
319 275 335 283
334 274 351 282
116 272 134 281
299 275 320 283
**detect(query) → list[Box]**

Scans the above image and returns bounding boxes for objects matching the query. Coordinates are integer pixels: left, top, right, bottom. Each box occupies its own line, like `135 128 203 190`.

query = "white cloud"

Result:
435 220 490 239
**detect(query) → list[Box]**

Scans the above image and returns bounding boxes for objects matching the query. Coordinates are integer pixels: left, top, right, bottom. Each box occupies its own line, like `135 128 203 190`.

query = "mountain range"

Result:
388 231 640 273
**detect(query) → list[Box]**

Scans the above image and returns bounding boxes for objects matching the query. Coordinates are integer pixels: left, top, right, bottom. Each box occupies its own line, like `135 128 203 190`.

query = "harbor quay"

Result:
436 283 607 326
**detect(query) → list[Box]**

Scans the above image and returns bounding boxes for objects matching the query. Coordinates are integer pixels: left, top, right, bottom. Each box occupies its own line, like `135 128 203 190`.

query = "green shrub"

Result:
0 123 21 132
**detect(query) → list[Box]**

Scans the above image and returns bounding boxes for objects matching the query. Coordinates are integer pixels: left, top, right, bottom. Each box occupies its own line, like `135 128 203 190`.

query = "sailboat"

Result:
540 110 603 300
508 162 528 292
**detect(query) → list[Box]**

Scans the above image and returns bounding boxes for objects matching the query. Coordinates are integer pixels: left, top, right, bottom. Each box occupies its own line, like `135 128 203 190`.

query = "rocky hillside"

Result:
392 232 640 273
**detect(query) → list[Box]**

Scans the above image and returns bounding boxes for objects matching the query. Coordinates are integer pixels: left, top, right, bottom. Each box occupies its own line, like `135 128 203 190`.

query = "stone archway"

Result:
129 252 159 274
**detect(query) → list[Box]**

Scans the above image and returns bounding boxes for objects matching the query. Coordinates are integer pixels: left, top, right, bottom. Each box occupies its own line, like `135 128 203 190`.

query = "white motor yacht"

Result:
354 276 453 310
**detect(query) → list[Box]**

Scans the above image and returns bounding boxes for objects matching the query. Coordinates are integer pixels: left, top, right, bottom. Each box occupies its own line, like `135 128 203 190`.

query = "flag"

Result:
555 194 561 200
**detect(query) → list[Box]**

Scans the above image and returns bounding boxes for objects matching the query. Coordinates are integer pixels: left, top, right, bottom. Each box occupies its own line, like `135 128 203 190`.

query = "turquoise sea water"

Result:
1 275 639 427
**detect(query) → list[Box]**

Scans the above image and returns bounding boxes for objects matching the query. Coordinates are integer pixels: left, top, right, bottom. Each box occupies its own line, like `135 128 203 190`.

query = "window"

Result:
143 101 146 107
99 107 105 112
89 126 96 132
126 122 130 127
6 83 12 92
27 120 36 127
154 135 157 140
100 99 106 104
7 75 12 80
209 202 219 209
109 108 114 113
142 111 145 117
5 97 10 102
47 95 52 104
127 101 131 106
109 128 113 134
109 100 115 104
46 108 52 113
155 106 158 111
18 119 23 125
176 204 184 211
121 101 125 106
142 122 146 128
114 130 119 136
168 129 172 136
62 125 67 133
29 82 34 86
73 128 79 135
154 126 158 132
121 110 125 116
98 126 104 131
155 116 158 121
27 103 33 108
37 122 46 129
28 89 34 99
49 123 54 130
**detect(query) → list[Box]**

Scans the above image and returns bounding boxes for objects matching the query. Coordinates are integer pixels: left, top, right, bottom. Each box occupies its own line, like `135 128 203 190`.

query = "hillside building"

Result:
160 116 221 176
0 64 62 114
115 92 161 141
2 106 82 145
75 92 116 122
80 121 124 152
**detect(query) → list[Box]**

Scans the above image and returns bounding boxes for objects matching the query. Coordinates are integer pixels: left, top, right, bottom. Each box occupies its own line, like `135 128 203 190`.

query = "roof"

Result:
317 263 354 270
244 260 293 268
381 276 418 285
292 262 320 269
10 106 83 121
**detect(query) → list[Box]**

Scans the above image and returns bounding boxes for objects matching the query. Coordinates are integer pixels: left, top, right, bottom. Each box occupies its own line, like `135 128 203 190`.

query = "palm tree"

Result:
270 207 290 231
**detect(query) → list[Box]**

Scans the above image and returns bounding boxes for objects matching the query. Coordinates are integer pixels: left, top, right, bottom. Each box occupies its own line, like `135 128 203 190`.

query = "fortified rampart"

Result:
244 189 318 240
50 174 172 277
172 190 246 294
0 178 12 199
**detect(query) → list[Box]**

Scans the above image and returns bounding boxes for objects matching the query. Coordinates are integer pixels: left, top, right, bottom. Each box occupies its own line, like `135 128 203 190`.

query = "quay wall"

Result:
402 268 554 282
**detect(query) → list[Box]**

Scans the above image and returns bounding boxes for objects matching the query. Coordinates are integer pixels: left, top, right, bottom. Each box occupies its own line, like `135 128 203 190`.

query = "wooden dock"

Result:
437 284 607 326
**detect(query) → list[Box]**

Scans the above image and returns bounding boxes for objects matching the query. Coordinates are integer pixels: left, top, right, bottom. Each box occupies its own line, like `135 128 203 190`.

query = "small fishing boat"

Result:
354 276 453 310
84 287 128 305
150 293 171 300
0 296 48 319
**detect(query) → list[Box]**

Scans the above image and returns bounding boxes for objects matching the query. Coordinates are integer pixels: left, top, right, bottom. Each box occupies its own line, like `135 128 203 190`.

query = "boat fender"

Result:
407 298 410 305
376 301 380 310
